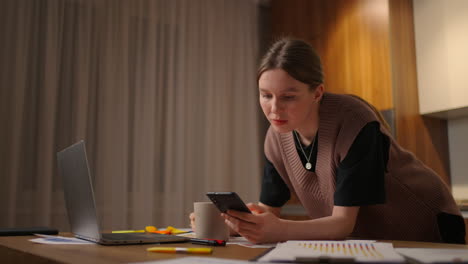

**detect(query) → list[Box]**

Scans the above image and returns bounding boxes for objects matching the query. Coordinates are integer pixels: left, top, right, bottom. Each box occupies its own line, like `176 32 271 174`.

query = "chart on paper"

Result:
258 240 405 263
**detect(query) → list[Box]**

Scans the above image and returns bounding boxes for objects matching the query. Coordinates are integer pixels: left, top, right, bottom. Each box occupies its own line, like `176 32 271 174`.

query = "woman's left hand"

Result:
222 203 286 244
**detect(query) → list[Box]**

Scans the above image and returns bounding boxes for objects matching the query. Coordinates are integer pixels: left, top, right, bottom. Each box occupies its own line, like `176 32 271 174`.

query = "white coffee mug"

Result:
194 201 229 240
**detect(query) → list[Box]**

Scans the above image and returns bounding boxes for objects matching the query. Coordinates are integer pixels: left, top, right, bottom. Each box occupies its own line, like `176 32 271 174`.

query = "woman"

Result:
191 38 465 244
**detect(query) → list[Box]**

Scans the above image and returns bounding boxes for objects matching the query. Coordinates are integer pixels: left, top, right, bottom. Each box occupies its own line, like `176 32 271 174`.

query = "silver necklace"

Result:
293 130 317 170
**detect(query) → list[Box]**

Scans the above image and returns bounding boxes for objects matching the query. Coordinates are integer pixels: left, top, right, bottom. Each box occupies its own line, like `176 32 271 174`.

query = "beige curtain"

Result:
0 0 261 231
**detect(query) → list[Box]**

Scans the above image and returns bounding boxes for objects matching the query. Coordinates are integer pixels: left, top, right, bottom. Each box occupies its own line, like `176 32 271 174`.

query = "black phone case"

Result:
206 192 251 213
0 227 59 236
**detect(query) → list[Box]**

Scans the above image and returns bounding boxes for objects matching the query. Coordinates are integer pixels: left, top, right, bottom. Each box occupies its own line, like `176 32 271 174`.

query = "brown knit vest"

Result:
264 92 461 242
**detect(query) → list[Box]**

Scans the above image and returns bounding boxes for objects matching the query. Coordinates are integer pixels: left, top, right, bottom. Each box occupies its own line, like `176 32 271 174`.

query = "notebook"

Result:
57 140 189 245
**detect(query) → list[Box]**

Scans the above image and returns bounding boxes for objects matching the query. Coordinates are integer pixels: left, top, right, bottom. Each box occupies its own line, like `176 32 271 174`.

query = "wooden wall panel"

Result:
270 0 393 111
389 0 450 184
321 0 392 111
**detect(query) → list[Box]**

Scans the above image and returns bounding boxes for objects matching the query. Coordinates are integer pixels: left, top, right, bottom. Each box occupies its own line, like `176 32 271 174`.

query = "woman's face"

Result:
259 69 320 134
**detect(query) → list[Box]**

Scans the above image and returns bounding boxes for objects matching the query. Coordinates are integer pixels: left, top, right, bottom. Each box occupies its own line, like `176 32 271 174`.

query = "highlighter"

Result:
146 247 213 254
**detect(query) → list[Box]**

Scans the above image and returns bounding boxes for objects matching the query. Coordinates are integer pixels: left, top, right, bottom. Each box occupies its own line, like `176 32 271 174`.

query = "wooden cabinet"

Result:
413 0 468 119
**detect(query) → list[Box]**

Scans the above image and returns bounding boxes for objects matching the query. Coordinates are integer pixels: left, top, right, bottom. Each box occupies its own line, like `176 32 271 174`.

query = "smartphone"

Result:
206 192 252 214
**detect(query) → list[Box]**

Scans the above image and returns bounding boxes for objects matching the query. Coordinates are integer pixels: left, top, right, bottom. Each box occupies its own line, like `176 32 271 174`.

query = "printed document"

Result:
258 240 405 263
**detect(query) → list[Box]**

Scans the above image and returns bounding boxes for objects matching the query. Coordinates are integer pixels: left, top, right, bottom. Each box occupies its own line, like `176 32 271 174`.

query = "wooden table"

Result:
0 233 266 264
1 233 467 264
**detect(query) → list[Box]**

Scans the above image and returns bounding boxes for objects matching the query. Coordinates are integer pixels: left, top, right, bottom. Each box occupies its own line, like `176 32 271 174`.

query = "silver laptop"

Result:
57 140 189 245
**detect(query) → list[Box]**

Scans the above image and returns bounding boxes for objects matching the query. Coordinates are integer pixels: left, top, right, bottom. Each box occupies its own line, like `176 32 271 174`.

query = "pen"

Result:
146 247 213 254
190 238 226 246
111 230 145 233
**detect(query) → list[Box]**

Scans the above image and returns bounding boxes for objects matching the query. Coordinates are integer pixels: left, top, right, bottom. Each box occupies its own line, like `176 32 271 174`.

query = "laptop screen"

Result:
57 140 101 241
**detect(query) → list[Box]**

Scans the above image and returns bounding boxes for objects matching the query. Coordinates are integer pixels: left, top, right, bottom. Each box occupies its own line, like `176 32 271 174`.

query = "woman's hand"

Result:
222 203 286 244
221 204 359 243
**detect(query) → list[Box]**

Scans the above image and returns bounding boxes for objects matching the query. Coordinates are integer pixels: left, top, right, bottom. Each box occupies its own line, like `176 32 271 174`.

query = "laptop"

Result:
57 140 190 245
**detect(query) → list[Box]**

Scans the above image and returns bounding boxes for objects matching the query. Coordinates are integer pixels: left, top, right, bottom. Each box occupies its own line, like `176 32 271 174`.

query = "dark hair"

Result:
258 38 324 90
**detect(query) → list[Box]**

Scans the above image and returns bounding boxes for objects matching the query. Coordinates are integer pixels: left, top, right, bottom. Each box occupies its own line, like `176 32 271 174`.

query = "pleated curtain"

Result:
0 0 261 230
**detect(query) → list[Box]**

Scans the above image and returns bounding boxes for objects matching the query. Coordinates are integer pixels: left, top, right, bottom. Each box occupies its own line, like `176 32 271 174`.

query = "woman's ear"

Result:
314 84 325 102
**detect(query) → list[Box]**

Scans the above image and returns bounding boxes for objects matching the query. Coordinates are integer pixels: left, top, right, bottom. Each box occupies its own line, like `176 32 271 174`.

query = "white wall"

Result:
413 0 468 116
448 117 468 200
413 0 468 200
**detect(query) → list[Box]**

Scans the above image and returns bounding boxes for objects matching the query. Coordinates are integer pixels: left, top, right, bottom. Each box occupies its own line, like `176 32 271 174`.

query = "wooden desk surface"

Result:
0 233 267 264
1 233 467 264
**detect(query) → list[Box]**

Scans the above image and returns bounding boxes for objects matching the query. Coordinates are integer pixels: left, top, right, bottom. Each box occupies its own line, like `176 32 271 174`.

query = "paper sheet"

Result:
129 256 253 264
29 234 93 244
225 236 276 248
258 240 405 263
396 248 468 263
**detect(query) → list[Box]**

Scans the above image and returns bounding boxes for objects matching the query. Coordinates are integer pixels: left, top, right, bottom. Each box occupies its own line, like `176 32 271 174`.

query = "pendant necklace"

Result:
293 130 317 170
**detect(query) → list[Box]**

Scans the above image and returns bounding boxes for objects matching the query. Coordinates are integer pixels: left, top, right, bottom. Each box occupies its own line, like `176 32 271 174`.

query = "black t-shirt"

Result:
260 121 390 207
